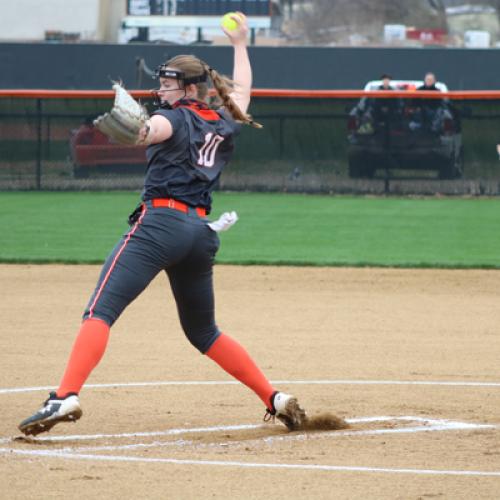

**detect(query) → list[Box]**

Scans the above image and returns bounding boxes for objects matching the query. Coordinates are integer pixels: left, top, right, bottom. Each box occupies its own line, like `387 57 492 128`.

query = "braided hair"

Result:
165 55 262 129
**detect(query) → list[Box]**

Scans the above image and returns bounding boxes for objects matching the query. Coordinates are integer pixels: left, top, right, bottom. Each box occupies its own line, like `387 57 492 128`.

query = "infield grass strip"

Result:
0 191 499 268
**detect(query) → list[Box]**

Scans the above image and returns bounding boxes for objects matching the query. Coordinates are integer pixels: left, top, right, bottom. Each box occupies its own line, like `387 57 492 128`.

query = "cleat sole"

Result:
18 409 82 437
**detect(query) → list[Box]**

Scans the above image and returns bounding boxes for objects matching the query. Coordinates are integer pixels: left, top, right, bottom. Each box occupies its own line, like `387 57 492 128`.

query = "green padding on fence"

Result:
0 192 499 268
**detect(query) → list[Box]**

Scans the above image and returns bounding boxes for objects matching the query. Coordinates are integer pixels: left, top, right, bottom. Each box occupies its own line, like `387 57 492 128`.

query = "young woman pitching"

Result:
18 13 306 436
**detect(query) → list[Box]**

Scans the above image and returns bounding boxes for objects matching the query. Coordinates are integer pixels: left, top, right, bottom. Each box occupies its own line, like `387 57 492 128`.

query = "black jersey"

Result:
414 84 442 110
142 100 241 212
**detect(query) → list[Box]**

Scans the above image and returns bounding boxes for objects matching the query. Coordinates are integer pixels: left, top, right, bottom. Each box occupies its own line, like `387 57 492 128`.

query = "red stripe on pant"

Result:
87 206 147 319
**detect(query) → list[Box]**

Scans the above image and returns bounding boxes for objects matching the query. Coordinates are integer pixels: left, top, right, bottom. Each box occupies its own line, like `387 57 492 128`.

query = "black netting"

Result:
1 95 499 195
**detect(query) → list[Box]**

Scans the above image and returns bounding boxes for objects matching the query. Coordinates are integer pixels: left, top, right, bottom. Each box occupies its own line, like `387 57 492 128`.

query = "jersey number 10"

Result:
197 133 225 168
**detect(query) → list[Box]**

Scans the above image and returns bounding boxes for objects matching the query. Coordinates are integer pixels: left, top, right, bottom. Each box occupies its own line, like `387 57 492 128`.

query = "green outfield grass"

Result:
0 191 499 268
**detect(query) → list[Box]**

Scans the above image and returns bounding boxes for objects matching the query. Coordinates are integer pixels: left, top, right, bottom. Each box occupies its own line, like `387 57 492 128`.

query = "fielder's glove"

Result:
94 83 150 145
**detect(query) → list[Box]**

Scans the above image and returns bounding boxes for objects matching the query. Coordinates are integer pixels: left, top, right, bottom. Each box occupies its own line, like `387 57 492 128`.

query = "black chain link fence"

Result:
1 93 499 195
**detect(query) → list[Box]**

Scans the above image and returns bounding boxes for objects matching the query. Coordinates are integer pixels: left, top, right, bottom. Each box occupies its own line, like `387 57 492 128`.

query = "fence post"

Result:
35 98 42 190
250 28 256 45
279 116 284 159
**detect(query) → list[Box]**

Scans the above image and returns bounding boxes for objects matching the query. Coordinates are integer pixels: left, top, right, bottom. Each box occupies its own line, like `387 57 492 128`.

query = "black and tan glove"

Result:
94 83 149 145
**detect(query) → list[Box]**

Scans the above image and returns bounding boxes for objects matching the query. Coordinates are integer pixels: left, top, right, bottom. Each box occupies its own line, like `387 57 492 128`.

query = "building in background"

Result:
0 0 499 47
0 0 272 45
127 0 270 16
0 0 125 43
121 0 272 44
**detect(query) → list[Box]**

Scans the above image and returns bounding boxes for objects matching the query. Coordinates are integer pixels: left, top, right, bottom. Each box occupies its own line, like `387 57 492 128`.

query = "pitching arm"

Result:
224 13 252 115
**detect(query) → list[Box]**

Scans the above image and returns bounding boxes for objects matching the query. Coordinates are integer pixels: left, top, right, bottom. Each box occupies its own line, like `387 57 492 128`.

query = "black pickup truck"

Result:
347 80 463 179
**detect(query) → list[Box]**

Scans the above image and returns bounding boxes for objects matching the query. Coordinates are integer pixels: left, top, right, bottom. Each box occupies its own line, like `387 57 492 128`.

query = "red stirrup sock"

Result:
56 318 110 398
206 333 276 410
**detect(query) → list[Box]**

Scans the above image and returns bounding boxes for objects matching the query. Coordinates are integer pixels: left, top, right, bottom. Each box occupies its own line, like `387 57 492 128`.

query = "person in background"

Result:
378 73 394 91
413 72 444 130
372 73 401 125
417 72 442 108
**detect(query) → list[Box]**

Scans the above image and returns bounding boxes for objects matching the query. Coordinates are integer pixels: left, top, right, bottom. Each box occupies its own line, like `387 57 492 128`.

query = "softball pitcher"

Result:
19 13 306 436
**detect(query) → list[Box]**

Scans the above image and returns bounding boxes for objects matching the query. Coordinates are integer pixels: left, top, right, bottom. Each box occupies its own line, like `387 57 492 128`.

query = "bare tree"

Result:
289 0 448 45
441 0 500 24
290 0 384 44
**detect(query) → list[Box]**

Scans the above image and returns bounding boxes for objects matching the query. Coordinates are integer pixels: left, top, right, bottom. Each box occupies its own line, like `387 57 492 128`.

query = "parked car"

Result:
69 119 147 178
347 80 463 179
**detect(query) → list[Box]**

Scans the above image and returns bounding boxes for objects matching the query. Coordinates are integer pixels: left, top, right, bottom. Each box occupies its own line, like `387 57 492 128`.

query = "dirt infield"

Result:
1 264 499 499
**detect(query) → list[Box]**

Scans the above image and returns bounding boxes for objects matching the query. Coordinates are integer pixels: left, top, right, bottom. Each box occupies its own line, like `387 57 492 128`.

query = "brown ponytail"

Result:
164 54 262 129
203 63 262 129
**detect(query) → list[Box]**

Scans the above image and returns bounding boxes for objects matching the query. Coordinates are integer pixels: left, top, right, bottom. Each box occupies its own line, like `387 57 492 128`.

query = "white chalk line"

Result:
0 416 494 451
2 379 500 395
1 416 491 446
18 423 264 443
32 418 497 454
1 416 497 476
2 447 500 477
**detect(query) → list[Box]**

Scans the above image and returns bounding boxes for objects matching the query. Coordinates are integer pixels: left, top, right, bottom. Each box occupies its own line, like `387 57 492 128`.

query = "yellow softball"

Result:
221 12 241 31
